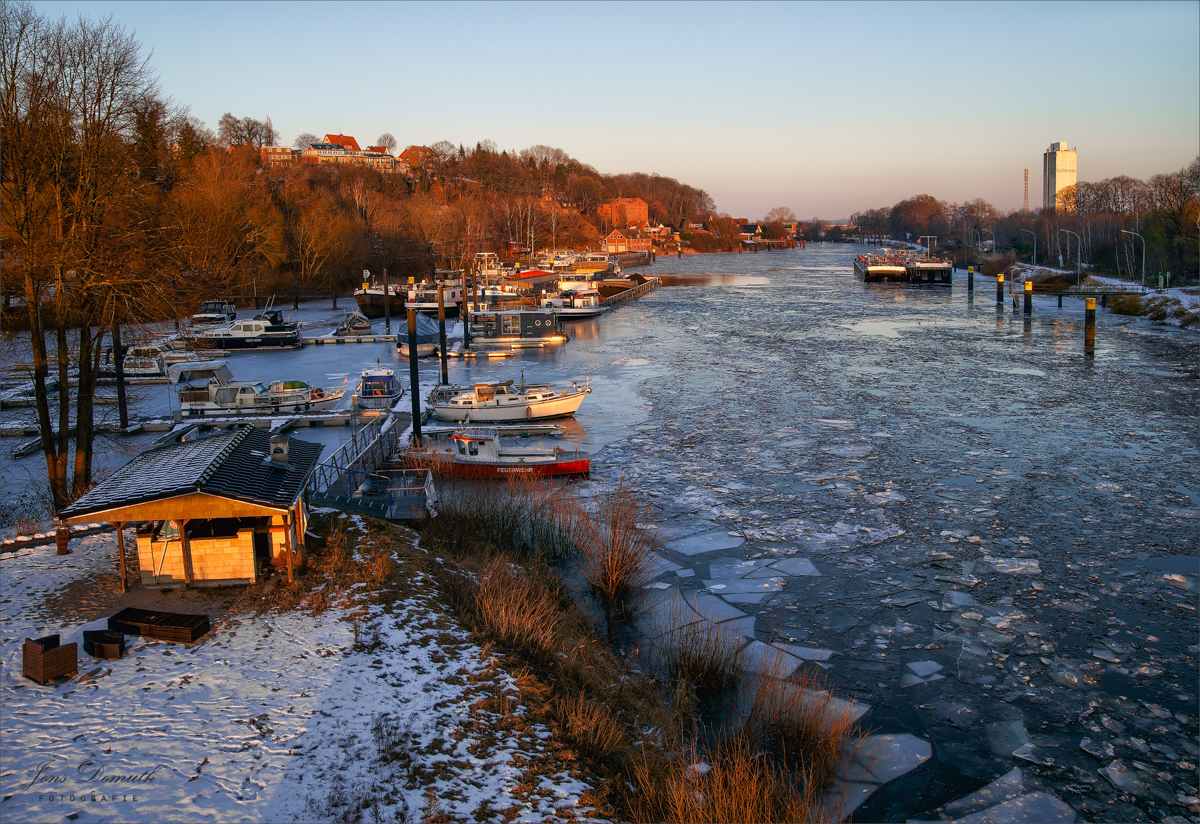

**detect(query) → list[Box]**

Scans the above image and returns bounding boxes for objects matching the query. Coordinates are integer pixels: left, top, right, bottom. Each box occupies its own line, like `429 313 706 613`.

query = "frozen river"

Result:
2 244 1196 821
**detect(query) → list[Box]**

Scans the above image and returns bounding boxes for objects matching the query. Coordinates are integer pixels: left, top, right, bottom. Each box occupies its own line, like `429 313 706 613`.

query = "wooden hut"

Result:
60 427 323 590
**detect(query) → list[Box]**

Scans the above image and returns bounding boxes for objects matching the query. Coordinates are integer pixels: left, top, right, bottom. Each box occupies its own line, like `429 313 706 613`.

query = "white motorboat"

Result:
354 367 404 412
409 425 589 478
406 273 464 317
192 300 302 350
428 374 590 422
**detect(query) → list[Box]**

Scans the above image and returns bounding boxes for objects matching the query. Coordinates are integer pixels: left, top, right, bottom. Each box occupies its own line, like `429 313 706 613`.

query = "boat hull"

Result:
854 260 908 283
431 392 586 422
421 454 589 478
354 291 406 319
193 335 302 350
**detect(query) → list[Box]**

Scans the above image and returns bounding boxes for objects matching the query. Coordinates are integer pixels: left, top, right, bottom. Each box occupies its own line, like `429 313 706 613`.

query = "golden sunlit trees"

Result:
1 0 166 508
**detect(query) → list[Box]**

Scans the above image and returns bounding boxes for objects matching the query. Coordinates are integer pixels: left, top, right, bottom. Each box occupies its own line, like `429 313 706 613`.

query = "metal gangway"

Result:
307 417 437 521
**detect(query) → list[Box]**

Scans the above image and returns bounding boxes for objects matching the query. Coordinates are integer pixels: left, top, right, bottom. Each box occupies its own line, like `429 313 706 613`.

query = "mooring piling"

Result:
1085 298 1096 350
968 265 974 292
407 309 421 444
996 273 1004 307
1024 280 1033 316
437 285 448 385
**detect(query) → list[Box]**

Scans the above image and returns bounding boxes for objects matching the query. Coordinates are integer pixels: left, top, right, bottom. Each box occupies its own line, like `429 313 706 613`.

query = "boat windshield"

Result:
362 378 393 394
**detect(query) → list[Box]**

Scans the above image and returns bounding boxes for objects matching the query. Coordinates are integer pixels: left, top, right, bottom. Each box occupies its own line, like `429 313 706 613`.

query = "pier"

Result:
603 276 661 306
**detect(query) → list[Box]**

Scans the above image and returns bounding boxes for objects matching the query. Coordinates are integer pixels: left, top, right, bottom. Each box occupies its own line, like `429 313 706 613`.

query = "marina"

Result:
1 245 1196 823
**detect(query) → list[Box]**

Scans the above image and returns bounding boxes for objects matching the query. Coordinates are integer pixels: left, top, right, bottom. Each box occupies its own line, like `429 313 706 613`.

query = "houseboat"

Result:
170 360 344 416
412 425 590 479
354 274 406 319
190 300 237 326
192 305 302 350
853 253 910 283
353 366 403 413
461 310 569 352
427 376 590 422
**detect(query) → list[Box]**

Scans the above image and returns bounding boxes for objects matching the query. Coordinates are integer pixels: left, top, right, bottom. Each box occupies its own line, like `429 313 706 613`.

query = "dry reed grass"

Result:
574 475 662 640
548 693 627 763
655 610 746 711
474 555 563 657
626 737 825 824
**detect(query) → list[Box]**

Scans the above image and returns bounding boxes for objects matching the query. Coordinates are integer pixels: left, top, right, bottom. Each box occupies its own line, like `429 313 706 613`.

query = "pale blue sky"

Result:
32 0 1200 219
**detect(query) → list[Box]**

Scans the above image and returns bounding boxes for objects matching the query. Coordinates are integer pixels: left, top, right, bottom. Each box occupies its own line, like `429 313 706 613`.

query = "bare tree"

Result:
217 112 278 148
762 206 797 223
375 132 397 154
293 131 318 150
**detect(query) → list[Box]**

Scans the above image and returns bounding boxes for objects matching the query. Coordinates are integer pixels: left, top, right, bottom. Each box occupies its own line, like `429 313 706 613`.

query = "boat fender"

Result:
526 406 533 419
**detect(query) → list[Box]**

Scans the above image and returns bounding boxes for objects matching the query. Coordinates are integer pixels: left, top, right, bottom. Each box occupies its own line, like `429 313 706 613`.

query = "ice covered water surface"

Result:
573 247 1198 822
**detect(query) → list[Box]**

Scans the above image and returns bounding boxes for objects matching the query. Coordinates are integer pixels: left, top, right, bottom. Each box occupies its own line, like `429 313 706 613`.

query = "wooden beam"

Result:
180 519 195 586
283 512 294 583
115 521 128 593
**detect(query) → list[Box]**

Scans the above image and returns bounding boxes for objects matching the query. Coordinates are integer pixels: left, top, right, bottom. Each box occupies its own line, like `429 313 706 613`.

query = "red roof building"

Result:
323 134 361 152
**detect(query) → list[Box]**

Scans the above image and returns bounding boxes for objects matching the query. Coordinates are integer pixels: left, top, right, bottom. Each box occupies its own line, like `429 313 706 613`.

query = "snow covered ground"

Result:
0 526 597 823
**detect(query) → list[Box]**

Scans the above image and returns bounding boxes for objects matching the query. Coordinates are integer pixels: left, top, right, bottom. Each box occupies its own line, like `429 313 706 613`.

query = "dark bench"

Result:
23 634 78 684
82 629 126 659
108 608 211 644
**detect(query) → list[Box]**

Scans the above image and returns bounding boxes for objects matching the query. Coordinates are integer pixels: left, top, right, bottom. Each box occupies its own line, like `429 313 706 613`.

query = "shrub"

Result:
656 612 746 711
549 693 627 763
574 475 662 640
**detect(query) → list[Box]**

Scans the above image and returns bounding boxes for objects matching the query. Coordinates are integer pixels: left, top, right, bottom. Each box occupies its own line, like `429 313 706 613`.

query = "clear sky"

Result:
31 0 1200 219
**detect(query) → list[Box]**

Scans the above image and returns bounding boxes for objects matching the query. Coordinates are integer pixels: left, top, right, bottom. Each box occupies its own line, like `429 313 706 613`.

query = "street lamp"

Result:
1019 229 1036 266
1120 229 1146 290
1058 229 1082 285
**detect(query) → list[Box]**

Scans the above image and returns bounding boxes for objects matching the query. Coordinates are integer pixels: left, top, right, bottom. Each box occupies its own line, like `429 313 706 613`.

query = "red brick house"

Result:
605 229 652 254
598 197 649 229
400 145 437 168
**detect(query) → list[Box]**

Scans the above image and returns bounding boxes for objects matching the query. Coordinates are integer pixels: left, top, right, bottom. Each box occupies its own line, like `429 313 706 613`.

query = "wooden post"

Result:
1085 298 1096 348
408 309 422 445
1058 294 1063 308
180 519 194 586
112 321 129 430
115 521 128 593
283 512 294 583
996 273 1004 307
437 286 448 385
1024 280 1033 316
460 267 471 348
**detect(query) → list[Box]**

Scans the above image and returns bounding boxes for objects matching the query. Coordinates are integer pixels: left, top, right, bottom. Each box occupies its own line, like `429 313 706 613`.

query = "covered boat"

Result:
411 425 589 479
539 288 607 320
428 375 590 422
397 311 442 357
354 366 404 412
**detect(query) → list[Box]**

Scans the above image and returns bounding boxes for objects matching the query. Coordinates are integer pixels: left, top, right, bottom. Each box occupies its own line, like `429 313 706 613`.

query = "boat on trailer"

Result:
411 425 589 478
